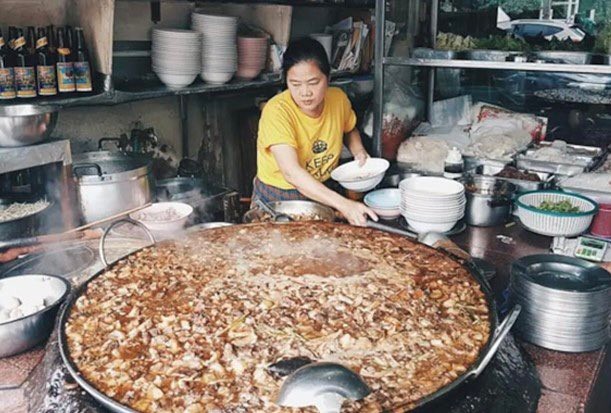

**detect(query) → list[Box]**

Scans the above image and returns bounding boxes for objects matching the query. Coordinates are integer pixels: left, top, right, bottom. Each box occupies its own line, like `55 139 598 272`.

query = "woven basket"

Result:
515 191 598 237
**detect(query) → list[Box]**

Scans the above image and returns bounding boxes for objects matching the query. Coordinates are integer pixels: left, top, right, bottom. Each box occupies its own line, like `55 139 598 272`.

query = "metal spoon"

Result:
277 362 371 413
255 199 293 222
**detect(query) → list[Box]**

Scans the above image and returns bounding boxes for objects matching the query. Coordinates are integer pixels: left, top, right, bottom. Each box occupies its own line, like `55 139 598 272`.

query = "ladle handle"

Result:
366 221 417 239
99 218 155 267
470 304 522 378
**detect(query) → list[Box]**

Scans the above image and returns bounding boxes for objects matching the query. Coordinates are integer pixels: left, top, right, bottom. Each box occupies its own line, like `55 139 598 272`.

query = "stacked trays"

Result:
511 254 611 353
151 28 202 89
399 177 466 233
237 35 269 80
191 12 238 84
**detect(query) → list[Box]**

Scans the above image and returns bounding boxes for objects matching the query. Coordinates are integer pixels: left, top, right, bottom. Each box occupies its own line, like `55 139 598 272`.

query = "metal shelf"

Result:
0 140 72 174
116 0 374 6
0 70 359 112
383 57 611 75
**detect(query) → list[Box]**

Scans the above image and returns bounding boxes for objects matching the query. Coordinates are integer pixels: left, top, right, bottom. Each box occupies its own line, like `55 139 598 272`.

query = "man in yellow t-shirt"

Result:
253 38 377 226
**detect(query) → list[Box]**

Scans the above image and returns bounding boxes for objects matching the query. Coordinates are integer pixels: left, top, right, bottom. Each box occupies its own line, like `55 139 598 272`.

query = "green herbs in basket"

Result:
534 200 581 213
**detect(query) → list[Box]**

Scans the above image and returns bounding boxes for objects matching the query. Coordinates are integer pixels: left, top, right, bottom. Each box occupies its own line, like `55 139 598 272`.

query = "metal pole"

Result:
372 0 385 158
179 95 189 158
426 0 439 122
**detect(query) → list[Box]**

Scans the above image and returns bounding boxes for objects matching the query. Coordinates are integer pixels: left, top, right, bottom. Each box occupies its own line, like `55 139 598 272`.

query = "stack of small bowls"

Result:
236 35 269 80
191 12 238 84
399 176 466 233
151 28 202 89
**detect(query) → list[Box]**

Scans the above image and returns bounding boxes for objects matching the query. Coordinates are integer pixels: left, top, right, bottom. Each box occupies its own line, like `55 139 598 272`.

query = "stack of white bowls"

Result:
191 12 238 84
151 28 202 89
236 35 269 80
399 177 466 233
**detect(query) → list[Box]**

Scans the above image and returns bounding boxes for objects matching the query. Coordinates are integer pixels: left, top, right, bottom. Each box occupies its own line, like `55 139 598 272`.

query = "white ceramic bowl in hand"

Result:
130 202 193 233
331 158 390 192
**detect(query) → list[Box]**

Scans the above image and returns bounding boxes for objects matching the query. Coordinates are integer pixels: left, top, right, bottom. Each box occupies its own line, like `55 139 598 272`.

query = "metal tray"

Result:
516 142 606 176
515 157 587 176
523 142 603 160
471 165 552 193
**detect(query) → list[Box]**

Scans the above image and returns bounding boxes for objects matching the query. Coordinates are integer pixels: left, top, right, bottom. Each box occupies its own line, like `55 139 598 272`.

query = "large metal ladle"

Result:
277 362 371 413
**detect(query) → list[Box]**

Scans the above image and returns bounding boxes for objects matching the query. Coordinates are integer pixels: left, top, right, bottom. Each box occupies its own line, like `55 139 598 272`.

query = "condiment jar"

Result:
444 147 464 179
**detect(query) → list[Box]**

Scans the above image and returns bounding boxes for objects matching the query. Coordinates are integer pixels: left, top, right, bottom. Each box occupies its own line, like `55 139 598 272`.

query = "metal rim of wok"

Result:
57 222 518 413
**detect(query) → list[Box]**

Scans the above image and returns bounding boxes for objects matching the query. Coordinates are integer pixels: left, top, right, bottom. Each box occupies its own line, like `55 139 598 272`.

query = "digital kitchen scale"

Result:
573 236 608 262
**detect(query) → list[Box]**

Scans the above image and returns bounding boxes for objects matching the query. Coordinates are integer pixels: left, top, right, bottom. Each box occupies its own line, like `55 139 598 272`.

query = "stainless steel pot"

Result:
73 151 153 223
463 176 516 227
0 274 70 357
0 105 58 147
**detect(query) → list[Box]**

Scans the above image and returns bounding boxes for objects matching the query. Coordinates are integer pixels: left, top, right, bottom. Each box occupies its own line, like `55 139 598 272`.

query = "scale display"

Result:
574 237 608 262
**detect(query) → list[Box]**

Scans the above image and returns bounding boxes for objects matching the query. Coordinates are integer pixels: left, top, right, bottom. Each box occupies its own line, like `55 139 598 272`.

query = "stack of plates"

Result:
399 177 466 233
236 35 268 80
191 12 238 84
510 254 611 352
151 28 202 89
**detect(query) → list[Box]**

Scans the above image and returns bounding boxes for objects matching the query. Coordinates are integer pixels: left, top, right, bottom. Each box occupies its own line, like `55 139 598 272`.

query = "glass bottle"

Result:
46 25 56 55
55 27 75 93
13 28 37 98
0 28 16 100
26 26 37 55
73 27 92 92
35 27 57 96
7 26 18 50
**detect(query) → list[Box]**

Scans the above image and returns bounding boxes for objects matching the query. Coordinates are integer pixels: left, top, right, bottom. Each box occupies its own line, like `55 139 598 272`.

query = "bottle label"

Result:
57 47 71 56
0 68 16 99
0 37 5 48
37 65 57 95
14 67 36 97
35 37 48 49
13 36 26 50
56 62 76 92
73 61 92 92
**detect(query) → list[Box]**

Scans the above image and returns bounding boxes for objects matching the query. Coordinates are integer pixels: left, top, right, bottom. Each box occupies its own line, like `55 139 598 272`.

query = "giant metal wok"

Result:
57 220 520 412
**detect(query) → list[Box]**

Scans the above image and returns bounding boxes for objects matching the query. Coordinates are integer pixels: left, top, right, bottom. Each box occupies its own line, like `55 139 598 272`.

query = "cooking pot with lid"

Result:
462 176 517 227
72 151 153 223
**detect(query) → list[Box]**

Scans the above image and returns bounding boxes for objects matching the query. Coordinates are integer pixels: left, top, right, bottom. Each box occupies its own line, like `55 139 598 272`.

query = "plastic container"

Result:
590 203 611 237
443 147 464 179
515 191 598 237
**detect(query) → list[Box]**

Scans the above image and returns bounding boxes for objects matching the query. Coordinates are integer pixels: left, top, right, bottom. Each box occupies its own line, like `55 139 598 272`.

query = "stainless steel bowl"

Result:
0 105 59 147
0 274 70 358
243 200 336 223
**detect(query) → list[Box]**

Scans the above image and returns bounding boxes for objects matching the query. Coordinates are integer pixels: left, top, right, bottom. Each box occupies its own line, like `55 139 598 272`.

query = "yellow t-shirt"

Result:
257 87 357 190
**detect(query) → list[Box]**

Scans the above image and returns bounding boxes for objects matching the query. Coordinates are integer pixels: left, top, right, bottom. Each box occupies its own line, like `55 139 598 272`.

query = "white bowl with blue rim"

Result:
364 188 401 220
